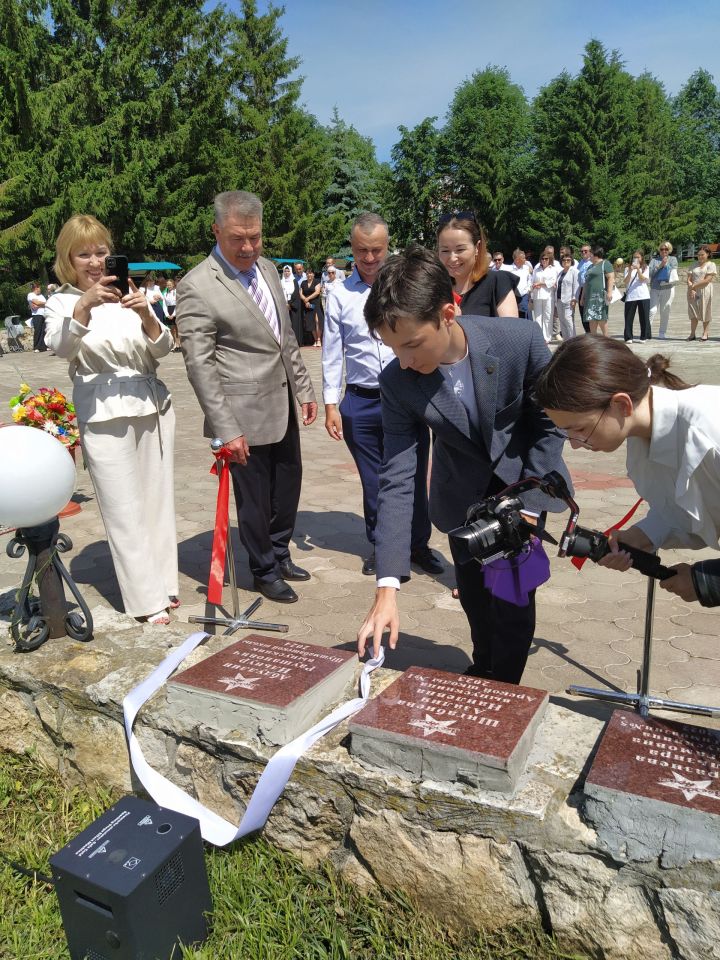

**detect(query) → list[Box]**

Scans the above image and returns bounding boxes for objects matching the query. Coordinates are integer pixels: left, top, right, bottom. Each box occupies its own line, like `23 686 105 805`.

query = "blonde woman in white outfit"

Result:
44 214 178 625
529 253 557 343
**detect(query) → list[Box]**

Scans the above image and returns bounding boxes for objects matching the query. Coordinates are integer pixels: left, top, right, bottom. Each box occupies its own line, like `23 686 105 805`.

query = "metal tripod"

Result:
188 439 288 637
568 574 719 719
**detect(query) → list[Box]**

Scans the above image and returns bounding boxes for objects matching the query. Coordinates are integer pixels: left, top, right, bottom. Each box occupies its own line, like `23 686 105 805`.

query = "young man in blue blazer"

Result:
357 246 571 684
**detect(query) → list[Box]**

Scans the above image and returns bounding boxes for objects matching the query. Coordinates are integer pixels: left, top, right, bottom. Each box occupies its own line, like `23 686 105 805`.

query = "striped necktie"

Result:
242 266 279 340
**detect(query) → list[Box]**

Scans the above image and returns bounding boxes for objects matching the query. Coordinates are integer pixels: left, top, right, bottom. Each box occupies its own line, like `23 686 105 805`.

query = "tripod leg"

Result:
637 574 656 717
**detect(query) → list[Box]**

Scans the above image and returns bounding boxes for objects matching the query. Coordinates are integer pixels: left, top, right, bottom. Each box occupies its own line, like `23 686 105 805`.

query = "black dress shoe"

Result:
361 552 376 576
410 547 444 575
279 560 310 581
253 577 298 603
463 664 492 679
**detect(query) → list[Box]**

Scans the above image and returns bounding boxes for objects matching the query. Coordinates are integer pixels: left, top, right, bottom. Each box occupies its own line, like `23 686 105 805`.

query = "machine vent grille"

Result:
155 851 185 905
84 949 109 960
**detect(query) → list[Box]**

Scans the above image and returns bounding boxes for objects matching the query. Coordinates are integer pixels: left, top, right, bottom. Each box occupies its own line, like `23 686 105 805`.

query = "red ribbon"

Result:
208 446 232 604
571 498 644 570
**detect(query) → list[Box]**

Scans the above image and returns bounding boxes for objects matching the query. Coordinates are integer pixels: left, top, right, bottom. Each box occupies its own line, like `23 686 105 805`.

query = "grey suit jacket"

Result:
375 316 572 580
176 251 315 445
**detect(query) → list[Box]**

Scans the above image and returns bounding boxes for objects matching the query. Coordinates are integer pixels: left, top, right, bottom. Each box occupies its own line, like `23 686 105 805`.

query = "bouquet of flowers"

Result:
8 382 80 448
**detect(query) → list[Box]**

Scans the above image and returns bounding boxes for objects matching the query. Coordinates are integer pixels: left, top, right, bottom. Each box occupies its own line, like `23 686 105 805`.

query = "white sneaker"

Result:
626 340 633 344
657 333 666 339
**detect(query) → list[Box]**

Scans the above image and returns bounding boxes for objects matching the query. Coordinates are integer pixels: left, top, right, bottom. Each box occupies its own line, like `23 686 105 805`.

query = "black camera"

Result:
449 472 675 581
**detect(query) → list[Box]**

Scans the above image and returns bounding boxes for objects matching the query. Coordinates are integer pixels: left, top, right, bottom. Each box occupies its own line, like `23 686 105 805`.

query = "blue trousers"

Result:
339 389 431 549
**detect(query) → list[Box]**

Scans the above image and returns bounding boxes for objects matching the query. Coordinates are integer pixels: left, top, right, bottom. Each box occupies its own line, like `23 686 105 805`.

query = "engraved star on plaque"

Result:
218 672 262 692
408 713 458 738
657 771 720 804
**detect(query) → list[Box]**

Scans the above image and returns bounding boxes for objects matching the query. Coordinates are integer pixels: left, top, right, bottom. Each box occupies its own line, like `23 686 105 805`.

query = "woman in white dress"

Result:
687 245 717 342
44 214 178 624
528 253 558 343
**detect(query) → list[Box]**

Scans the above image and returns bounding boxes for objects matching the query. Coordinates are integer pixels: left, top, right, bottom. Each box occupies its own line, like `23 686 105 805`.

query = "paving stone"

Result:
609 637 690 667
669 633 720 661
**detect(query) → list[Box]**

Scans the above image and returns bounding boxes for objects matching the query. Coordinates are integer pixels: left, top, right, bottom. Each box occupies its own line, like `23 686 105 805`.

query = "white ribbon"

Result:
122 631 384 846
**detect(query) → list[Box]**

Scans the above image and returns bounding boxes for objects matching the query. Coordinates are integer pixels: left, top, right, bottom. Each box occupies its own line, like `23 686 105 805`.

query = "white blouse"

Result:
530 265 558 301
44 286 173 425
627 385 720 550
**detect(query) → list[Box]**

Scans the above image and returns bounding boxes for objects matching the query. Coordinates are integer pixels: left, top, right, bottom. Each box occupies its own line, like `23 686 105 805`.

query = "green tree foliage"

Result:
0 0 366 286
385 117 445 247
443 67 532 249
671 69 720 243
382 42 718 260
310 107 387 260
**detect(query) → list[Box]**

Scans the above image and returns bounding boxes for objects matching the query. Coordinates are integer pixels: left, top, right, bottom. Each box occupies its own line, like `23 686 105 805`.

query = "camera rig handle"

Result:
487 472 676 581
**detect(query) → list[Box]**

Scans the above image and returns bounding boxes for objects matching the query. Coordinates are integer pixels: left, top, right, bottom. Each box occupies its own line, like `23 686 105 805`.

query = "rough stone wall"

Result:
1 610 719 960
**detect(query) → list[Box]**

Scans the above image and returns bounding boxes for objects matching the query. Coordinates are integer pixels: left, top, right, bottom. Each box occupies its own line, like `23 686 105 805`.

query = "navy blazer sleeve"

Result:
375 374 424 582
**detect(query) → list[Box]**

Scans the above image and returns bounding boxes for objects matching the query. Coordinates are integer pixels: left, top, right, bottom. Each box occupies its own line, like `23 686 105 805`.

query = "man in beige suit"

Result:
176 190 317 603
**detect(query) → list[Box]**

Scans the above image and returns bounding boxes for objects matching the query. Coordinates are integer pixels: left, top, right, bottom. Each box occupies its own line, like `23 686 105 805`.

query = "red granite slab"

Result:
586 710 720 816
350 666 547 765
170 635 355 708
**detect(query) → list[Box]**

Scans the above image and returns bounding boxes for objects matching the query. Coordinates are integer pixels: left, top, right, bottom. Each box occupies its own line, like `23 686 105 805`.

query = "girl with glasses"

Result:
534 336 720 607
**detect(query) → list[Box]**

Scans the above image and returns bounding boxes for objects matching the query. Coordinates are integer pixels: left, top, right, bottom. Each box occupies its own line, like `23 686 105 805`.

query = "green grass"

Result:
0 751 586 960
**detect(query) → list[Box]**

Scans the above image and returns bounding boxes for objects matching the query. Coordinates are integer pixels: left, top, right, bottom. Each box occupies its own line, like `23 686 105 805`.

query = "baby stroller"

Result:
4 315 27 352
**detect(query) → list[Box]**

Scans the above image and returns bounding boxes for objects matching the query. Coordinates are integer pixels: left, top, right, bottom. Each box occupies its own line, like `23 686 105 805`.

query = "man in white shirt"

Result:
27 281 47 352
506 250 533 318
323 212 442 577
490 252 506 271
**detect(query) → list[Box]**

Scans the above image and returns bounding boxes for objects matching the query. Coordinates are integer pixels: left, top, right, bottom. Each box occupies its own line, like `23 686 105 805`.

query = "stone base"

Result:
168 635 357 746
1 610 720 960
349 666 548 791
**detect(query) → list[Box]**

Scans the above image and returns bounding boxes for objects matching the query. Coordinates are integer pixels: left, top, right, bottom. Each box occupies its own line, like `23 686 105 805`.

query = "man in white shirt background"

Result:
322 212 442 578
506 249 533 318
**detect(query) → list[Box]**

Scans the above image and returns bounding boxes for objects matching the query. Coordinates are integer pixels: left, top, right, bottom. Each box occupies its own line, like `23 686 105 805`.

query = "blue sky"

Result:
261 0 720 162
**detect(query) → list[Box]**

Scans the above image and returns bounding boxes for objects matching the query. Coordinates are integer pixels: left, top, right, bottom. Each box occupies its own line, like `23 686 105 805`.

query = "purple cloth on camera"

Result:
483 537 550 606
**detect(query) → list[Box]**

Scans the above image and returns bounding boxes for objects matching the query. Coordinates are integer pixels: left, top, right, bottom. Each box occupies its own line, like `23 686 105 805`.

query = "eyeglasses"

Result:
660 246 670 251
493 258 503 263
438 210 478 228
558 405 608 448
541 256 550 261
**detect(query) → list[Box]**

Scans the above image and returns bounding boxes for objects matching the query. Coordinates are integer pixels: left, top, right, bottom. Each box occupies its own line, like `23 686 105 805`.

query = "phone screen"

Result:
105 255 129 296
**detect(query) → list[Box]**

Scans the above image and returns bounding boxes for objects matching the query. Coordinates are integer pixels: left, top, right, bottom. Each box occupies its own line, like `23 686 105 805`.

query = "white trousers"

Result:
533 298 554 342
649 286 675 338
558 300 576 340
79 408 178 617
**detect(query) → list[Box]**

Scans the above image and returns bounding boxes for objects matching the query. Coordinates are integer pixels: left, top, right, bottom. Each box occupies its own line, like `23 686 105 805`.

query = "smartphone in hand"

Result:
105 255 130 296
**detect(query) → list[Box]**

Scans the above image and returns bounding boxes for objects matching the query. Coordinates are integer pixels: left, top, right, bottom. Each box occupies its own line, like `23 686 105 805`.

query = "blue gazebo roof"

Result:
129 261 182 272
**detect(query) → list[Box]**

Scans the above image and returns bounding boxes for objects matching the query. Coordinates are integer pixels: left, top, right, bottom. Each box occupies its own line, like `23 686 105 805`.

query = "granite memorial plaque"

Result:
584 710 720 865
168 635 357 746
348 666 548 791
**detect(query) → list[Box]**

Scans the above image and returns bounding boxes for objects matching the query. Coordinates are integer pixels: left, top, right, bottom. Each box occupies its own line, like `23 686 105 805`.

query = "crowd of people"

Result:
16 195 720 688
